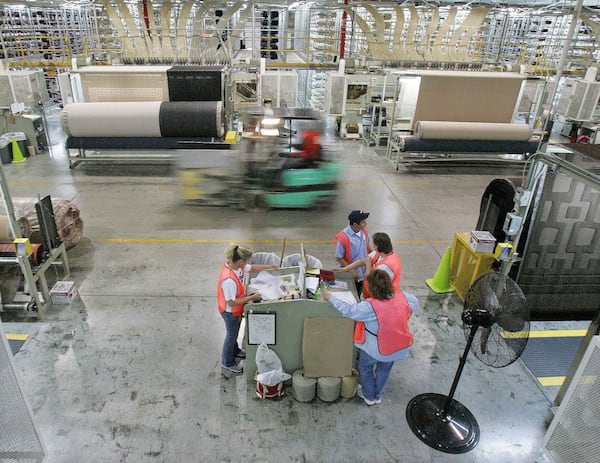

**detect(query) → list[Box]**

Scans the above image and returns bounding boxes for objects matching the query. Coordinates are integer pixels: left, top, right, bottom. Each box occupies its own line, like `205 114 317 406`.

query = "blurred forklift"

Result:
177 107 341 210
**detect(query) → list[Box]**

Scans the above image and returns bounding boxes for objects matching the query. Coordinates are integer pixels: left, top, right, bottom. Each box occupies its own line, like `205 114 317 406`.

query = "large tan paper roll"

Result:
415 121 532 141
61 102 163 137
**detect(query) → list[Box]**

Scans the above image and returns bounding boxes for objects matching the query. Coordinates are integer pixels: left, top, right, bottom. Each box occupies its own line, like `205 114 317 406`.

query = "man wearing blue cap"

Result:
334 210 371 297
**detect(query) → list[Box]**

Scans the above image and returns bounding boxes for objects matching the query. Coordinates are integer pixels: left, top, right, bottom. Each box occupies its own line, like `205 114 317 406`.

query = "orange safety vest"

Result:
217 264 246 316
354 292 413 355
362 251 402 298
334 227 370 264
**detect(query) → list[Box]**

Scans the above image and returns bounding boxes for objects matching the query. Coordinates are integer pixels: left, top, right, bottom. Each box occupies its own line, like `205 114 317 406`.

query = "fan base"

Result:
406 392 480 454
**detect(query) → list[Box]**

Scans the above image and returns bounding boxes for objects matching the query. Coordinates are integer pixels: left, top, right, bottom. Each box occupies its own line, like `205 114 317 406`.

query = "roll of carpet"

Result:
340 369 359 399
159 101 224 137
61 102 163 137
292 369 317 402
317 376 341 402
61 101 224 138
52 200 84 249
415 121 532 141
0 215 32 240
401 137 539 154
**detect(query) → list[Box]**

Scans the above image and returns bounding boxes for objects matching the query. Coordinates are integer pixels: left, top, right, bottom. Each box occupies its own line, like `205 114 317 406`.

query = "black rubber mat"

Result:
7 338 26 355
520 336 583 378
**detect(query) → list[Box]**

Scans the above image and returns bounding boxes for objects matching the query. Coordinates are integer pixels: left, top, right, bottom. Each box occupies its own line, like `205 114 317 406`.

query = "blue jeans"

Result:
221 311 242 367
358 350 394 401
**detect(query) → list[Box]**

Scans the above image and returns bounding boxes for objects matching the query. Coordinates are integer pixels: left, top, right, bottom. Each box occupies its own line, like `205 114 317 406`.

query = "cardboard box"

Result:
50 281 78 304
468 231 497 254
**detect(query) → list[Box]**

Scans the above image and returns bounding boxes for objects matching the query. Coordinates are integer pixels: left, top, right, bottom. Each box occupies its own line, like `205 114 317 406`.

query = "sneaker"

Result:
235 350 246 359
357 384 379 406
222 363 243 374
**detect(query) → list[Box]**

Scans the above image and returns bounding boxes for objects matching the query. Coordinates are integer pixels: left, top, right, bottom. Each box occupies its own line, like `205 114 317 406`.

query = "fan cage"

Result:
463 272 529 368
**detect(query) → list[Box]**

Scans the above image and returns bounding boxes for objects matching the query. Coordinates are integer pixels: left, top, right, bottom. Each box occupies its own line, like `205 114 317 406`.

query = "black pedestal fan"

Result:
406 271 529 453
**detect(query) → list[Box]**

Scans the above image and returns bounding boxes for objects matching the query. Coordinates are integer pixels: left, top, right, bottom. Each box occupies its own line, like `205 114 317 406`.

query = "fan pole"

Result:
442 325 478 416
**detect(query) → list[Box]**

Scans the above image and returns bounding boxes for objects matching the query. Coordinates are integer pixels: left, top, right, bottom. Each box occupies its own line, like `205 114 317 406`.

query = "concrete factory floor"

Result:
1 111 585 462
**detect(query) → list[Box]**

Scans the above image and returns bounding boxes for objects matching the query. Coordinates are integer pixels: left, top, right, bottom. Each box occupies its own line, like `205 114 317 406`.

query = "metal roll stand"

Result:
0 163 70 319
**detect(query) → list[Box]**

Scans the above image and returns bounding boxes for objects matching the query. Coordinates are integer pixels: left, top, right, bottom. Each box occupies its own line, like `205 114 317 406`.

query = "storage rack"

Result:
0 3 599 84
367 73 396 147
0 5 97 67
261 9 281 61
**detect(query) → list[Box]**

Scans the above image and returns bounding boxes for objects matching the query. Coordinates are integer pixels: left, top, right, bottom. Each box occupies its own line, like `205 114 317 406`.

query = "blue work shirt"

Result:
335 226 369 280
328 292 419 362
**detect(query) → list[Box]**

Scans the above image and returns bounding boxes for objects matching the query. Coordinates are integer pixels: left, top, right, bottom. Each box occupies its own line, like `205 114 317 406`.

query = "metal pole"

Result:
0 163 22 240
442 325 478 417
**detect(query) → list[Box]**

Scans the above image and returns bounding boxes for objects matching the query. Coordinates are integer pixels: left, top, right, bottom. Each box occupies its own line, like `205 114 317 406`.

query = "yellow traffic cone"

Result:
426 246 455 293
11 138 26 163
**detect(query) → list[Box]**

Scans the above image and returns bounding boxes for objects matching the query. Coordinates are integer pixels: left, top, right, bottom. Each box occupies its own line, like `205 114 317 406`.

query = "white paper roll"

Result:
415 121 532 141
61 102 163 137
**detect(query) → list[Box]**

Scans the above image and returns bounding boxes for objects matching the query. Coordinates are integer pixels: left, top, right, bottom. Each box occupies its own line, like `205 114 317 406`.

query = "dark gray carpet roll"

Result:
401 137 539 154
159 101 224 138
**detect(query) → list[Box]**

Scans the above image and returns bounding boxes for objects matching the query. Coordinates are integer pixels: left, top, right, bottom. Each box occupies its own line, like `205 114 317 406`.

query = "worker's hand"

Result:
270 264 279 269
250 293 262 302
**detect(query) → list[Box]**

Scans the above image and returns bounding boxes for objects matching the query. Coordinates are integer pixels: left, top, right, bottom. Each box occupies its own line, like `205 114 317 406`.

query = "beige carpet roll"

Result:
0 215 32 241
61 102 163 137
317 376 341 402
292 369 316 403
415 121 533 141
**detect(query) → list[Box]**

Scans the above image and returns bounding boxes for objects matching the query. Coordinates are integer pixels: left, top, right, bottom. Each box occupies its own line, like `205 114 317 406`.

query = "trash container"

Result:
0 138 11 164
3 132 28 158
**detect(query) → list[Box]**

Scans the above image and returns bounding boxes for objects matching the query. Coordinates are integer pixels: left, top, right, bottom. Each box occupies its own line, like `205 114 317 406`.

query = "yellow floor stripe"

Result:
528 329 587 338
344 182 430 188
504 329 587 339
6 333 29 341
538 376 565 387
539 375 598 387
95 238 451 245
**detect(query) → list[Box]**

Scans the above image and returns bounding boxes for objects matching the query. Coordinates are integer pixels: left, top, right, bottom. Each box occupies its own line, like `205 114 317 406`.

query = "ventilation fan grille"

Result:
463 272 529 368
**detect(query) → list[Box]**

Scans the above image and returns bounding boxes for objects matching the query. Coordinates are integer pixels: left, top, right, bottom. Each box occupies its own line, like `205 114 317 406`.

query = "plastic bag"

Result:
255 343 283 374
254 343 291 386
256 369 291 386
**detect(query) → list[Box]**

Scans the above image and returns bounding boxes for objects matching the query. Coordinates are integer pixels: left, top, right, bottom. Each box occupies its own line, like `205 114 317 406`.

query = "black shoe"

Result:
235 350 246 359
